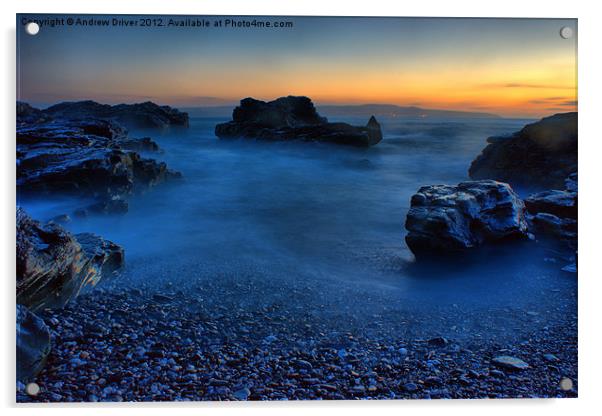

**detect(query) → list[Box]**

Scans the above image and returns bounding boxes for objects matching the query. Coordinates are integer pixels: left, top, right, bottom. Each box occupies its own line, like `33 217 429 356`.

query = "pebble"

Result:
492 356 530 371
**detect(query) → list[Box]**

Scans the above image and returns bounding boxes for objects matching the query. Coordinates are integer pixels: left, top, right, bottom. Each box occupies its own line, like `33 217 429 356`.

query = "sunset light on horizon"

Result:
17 15 577 118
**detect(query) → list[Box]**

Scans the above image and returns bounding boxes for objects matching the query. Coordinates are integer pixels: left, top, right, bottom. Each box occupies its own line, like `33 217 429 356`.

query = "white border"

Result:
2 1 600 415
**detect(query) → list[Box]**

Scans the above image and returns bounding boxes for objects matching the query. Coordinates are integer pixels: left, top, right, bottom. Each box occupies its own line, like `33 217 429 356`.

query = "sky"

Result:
17 15 577 118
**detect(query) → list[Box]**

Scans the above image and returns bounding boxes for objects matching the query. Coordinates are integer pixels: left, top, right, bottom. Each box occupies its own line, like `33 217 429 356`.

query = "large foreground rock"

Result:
16 208 124 311
39 100 189 130
405 180 530 256
215 96 383 147
17 305 51 382
17 118 181 200
469 112 577 189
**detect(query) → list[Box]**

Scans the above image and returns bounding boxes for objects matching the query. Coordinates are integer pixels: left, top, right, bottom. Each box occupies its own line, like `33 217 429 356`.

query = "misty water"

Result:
20 116 577 342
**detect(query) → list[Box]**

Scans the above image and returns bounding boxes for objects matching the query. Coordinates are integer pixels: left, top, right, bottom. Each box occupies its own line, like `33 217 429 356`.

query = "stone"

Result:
215 96 382 147
405 180 529 256
16 305 51 382
492 356 530 371
16 208 124 311
469 112 577 189
525 173 578 245
233 387 251 400
401 382 419 392
525 190 577 219
543 354 560 363
530 213 576 241
427 337 449 347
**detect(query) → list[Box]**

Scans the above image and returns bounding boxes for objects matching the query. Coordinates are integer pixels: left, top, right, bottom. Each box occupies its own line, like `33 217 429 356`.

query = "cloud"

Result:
482 83 575 90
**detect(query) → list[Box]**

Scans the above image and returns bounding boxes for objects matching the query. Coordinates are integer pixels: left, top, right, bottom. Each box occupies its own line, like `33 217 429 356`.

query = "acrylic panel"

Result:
16 14 577 402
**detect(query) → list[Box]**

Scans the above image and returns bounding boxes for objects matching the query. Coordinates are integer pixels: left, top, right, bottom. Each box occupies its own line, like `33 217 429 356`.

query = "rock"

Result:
492 356 530 371
525 173 577 245
215 96 382 147
152 293 174 303
233 387 251 400
42 100 189 129
291 359 313 370
16 208 124 310
469 112 577 189
543 353 560 363
17 101 52 125
16 305 51 382
405 180 530 256
530 213 576 241
17 117 181 199
525 190 577 219
401 382 419 392
427 337 449 347
118 137 161 153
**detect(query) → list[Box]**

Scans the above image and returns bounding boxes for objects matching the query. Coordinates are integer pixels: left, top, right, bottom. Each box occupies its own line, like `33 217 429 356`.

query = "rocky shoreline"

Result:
16 100 186 385
17 271 577 402
16 101 578 401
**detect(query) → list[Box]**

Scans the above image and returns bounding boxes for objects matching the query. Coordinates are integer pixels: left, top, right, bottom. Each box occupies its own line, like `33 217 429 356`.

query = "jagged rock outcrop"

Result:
16 208 124 311
39 100 189 130
215 96 383 147
17 101 52 125
16 305 51 382
405 180 530 257
17 118 181 202
469 113 577 189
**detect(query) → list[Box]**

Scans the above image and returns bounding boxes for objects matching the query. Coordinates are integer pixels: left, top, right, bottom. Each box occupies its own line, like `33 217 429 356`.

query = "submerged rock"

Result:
215 96 383 147
16 208 124 311
41 100 189 130
405 180 529 256
17 304 51 382
469 112 577 189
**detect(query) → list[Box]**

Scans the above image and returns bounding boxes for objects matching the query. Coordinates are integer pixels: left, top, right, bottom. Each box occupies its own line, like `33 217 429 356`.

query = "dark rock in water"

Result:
405 180 529 257
525 190 577 220
525 173 577 244
215 96 383 147
469 112 577 189
17 304 51 382
531 213 577 241
41 100 189 130
17 118 180 199
16 208 124 311
118 137 161 153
